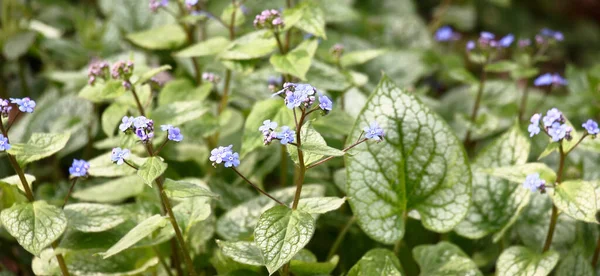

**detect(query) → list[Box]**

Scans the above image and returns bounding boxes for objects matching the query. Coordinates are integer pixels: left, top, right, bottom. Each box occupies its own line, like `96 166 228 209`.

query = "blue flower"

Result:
133 116 152 129
528 113 541 137
582 119 599 135
10 97 36 113
277 126 295 145
135 127 154 142
540 28 564 41
259 120 278 134
523 173 545 192
480 32 495 41
223 151 240 168
275 83 317 109
364 121 385 141
0 134 11 151
534 73 567 87
435 26 455 42
498 34 514 47
119 116 135 132
209 145 233 165
69 159 90 177
186 0 198 5
466 40 475 51
111 148 130 165
161 125 183 142
542 108 563 127
319 95 333 112
548 122 571 142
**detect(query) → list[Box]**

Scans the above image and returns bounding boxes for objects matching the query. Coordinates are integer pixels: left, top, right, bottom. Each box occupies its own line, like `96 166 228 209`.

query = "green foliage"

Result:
136 157 167 186
413 242 482 276
8 132 71 166
101 214 169 259
496 246 559 276
347 249 403 276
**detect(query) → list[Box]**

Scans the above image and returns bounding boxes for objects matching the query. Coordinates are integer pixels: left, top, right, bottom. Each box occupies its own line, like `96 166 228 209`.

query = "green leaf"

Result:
220 3 245 27
217 240 264 266
485 61 519 72
413 242 483 276
219 30 277 60
0 182 27 209
0 174 36 193
240 99 294 158
101 103 129 137
287 122 344 166
72 175 145 203
101 214 169 259
283 2 327 38
270 40 318 80
347 248 403 276
158 79 212 105
297 197 345 214
216 185 324 241
150 100 208 126
8 132 71 166
0 201 67 255
135 65 171 85
556 247 594 276
136 157 167 186
346 75 471 244
254 205 316 274
448 68 478 85
87 151 145 177
483 163 557 185
496 246 559 276
290 253 339 276
126 24 187 50
64 203 128 233
550 180 599 224
3 32 36 60
163 178 219 199
340 49 387 68
78 80 127 103
455 125 531 240
173 197 212 238
174 36 230 58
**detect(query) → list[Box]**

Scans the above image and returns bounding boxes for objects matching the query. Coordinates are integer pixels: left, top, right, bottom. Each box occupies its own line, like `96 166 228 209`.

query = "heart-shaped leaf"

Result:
496 246 559 276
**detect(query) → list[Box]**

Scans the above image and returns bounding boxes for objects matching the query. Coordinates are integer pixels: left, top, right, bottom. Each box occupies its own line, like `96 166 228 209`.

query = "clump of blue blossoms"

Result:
0 134 10 151
69 159 90 178
111 148 131 165
529 108 572 142
364 122 385 142
10 97 36 113
536 28 564 44
466 31 514 51
523 173 546 193
209 145 239 168
534 73 567 87
434 26 460 42
161 125 183 142
274 83 333 112
254 9 284 30
119 116 155 143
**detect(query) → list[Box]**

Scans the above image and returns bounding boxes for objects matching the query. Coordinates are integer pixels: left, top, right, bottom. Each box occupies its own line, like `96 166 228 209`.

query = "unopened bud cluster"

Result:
254 9 284 30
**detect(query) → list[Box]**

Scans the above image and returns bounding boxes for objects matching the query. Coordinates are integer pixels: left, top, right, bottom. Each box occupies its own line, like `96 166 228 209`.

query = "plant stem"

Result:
463 68 487 148
542 143 566 252
274 32 285 54
153 246 174 276
306 138 368 169
592 233 600 268
154 138 169 156
129 84 146 116
232 168 286 206
518 81 530 121
62 178 78 208
6 111 20 132
291 109 307 210
326 216 356 260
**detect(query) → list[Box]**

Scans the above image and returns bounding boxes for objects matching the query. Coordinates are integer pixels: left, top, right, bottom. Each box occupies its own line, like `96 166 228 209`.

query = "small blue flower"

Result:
480 32 495 40
209 145 233 165
69 159 90 177
582 119 599 135
548 122 571 142
186 0 198 5
0 99 12 117
133 116 152 129
111 148 130 165
518 39 531 48
435 26 455 42
528 113 541 137
10 97 36 113
223 151 240 168
0 134 11 151
466 40 475 51
259 120 278 134
523 173 546 192
135 127 154 142
534 73 567 87
498 34 514 47
542 108 563 127
161 125 183 142
364 122 385 141
540 28 564 41
319 95 333 112
119 116 135 132
277 126 295 145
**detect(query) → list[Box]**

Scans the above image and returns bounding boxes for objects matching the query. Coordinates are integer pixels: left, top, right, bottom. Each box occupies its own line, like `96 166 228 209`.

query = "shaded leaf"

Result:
8 132 71 166
101 214 169 259
413 242 482 276
136 157 167 186
496 246 559 276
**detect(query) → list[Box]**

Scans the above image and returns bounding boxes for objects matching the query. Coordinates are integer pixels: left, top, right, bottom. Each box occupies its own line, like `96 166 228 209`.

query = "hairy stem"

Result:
543 143 566 252
327 216 356 260
291 109 307 210
463 68 487 148
61 178 78 208
592 233 600 268
232 168 286 205
129 84 146 117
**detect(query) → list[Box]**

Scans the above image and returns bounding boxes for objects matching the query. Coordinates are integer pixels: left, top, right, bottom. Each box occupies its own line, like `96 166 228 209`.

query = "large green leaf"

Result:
347 248 403 276
126 24 186 50
3 32 36 60
346 75 471 244
216 185 324 241
287 122 344 166
64 203 128 233
254 205 315 274
163 178 219 199
173 197 212 239
150 100 208 126
0 174 37 193
8 132 71 166
0 182 27 209
72 175 145 203
219 30 277 60
340 49 387 68
78 80 127 103
283 1 327 38
174 36 230 58
550 180 598 224
240 99 294 158
483 162 557 185
270 40 318 80
289 249 339 276
556 247 594 276
136 157 167 186
455 125 531 240
217 240 264 266
101 214 169 259
496 246 559 276
296 197 345 214
158 80 212 105
87 151 145 177
135 65 171 85
0 201 67 255
413 242 482 276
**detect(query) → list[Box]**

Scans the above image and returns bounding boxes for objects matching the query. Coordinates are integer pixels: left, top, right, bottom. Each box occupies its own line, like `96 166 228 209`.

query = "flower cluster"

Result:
364 122 385 142
273 83 333 114
87 60 110 85
434 26 460 42
533 73 567 87
536 28 564 44
111 147 130 165
161 125 184 142
529 108 572 142
253 9 284 30
202 72 221 83
259 120 296 145
0 134 11 151
10 97 36 113
69 159 90 178
0 99 12 117
149 0 168 12
119 116 155 143
209 145 240 168
466 32 514 51
523 173 546 193
112 60 134 80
